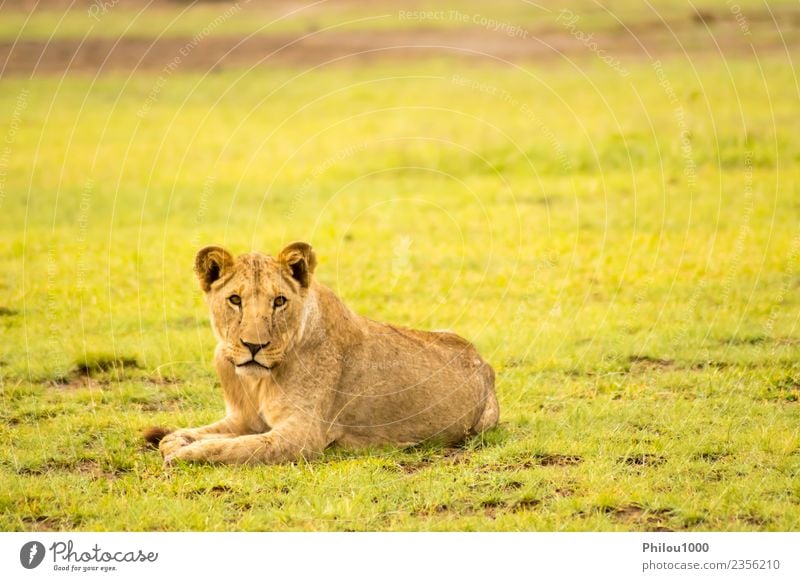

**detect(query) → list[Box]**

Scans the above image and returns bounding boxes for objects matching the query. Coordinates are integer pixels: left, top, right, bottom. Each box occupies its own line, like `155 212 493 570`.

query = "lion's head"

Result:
194 242 317 377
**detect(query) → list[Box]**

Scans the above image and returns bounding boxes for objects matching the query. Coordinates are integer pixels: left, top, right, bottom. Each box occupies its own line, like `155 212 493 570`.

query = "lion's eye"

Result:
228 294 242 306
273 296 287 308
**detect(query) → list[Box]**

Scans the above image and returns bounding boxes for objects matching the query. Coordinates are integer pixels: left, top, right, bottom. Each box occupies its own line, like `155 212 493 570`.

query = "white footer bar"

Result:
2 532 797 580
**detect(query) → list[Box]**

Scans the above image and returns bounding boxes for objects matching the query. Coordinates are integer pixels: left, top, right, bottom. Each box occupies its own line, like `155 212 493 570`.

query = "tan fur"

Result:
158 242 498 465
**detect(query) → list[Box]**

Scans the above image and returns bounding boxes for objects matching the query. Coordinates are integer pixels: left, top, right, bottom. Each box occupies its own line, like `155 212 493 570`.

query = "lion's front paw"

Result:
158 430 197 458
163 439 227 466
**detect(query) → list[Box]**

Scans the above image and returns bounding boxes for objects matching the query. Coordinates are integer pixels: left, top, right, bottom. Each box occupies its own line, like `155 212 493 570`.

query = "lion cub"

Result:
153 242 498 465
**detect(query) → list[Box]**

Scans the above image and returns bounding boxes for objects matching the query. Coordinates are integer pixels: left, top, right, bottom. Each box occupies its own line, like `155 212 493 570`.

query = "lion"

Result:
150 242 498 465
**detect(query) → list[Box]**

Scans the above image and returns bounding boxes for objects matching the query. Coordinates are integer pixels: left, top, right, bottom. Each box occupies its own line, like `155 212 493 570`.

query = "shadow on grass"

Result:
320 424 515 467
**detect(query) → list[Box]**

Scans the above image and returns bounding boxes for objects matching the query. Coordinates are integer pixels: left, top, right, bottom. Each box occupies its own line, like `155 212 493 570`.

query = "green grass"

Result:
1 29 799 529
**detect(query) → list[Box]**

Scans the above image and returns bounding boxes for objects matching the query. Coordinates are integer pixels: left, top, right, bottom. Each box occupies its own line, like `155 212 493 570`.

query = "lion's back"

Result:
332 318 497 447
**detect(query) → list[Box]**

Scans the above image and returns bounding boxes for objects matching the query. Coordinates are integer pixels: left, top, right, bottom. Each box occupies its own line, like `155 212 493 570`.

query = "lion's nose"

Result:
241 339 270 356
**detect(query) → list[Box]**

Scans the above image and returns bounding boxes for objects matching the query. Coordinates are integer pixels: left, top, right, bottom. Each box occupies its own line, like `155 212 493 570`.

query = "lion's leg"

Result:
472 391 499 434
471 366 499 435
164 420 325 465
159 416 248 458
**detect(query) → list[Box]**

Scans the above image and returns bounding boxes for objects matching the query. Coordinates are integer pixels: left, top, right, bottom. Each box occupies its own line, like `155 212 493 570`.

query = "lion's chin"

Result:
234 361 274 377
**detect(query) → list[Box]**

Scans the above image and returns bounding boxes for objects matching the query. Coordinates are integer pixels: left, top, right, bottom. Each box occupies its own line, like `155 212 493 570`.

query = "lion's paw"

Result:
158 430 196 458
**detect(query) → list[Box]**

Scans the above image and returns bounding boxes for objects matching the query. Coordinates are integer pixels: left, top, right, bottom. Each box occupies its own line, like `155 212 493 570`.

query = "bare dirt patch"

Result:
73 458 127 480
386 447 468 473
536 453 583 467
21 515 60 531
619 453 666 467
76 353 141 376
15 457 127 480
766 376 800 403
691 360 733 370
501 480 524 491
389 457 434 474
42 353 143 389
604 504 676 531
481 452 584 471
20 513 85 531
628 355 675 371
414 495 542 519
693 451 730 462
2 11 798 77
188 484 235 496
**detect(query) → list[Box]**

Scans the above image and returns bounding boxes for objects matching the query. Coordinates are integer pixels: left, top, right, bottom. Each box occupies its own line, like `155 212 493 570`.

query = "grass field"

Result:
1 1 799 531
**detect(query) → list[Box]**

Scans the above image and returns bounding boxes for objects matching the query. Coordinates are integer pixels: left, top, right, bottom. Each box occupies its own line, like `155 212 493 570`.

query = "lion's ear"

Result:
194 246 234 292
278 241 317 288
